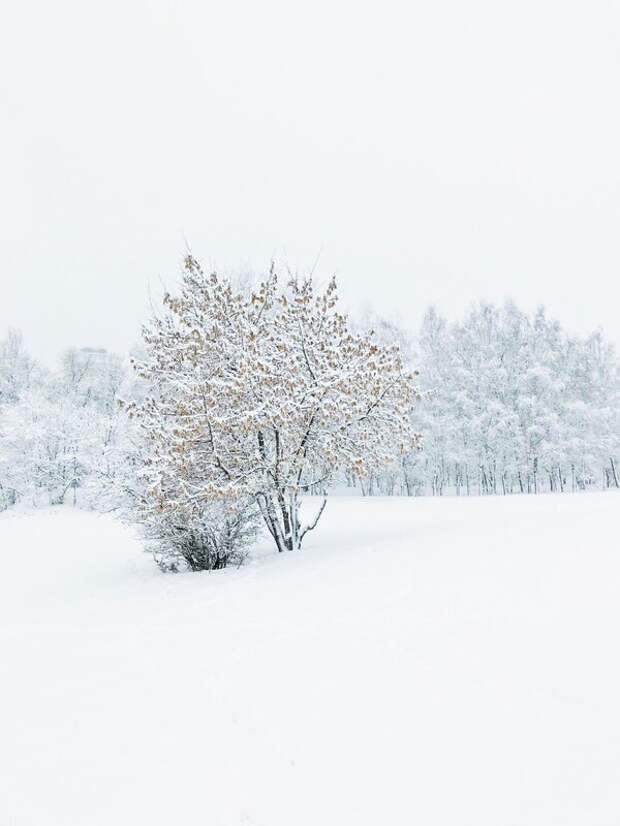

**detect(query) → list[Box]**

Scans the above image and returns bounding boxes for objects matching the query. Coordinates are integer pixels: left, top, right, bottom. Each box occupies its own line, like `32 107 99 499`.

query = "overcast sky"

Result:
2 0 619 362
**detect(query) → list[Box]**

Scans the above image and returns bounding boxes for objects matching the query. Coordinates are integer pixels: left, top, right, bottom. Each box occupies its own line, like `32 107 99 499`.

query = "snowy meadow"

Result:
0 0 620 826
1 261 619 825
4 0 620 818
1 493 619 825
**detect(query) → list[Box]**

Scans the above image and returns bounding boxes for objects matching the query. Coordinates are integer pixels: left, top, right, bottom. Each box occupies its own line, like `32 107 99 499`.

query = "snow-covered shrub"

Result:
143 501 260 572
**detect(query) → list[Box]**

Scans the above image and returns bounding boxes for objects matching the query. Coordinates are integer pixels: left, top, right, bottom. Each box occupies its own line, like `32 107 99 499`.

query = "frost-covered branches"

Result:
344 303 620 497
0 335 134 510
0 329 38 406
142 500 260 572
406 303 620 496
130 257 419 554
2 282 617 575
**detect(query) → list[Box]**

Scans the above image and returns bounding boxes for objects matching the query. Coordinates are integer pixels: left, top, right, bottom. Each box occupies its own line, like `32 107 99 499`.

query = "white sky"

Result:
2 0 619 363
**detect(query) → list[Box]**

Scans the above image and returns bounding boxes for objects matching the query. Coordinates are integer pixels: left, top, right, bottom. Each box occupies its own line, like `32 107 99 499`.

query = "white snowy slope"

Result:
1 493 620 825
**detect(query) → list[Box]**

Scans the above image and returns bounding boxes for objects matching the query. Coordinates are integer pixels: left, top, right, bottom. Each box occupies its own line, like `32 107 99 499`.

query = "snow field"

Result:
1 492 619 825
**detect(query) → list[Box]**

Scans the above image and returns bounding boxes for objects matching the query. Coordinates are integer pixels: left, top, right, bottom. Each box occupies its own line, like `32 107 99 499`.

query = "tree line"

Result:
356 302 620 497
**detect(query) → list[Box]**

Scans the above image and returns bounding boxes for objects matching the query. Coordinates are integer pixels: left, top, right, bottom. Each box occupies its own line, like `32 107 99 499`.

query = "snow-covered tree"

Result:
0 329 38 406
130 257 419 557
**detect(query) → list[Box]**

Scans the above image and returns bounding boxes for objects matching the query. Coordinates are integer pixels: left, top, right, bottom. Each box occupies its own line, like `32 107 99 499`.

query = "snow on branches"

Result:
130 257 419 553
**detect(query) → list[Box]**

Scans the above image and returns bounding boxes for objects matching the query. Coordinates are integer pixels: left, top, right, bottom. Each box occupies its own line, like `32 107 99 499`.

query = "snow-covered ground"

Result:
1 492 619 825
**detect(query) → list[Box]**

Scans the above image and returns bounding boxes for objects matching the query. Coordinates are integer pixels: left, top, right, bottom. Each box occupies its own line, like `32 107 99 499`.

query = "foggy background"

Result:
2 0 619 363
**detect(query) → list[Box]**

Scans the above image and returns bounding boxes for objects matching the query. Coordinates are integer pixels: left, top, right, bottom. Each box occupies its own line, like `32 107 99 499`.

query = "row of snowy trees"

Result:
0 331 134 511
2 264 619 569
359 302 620 497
